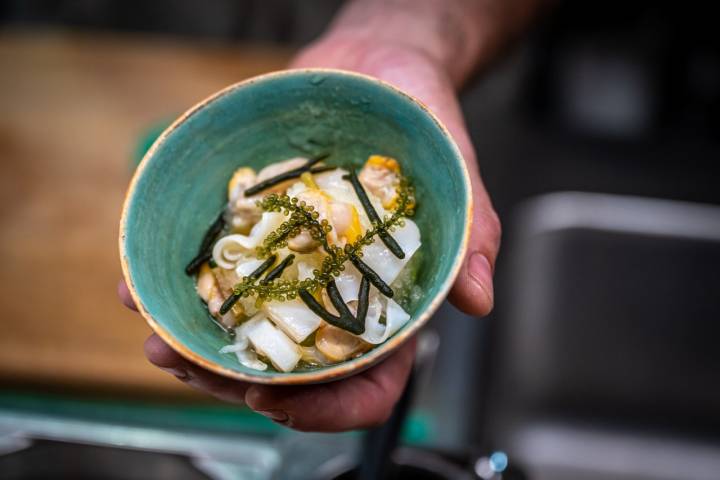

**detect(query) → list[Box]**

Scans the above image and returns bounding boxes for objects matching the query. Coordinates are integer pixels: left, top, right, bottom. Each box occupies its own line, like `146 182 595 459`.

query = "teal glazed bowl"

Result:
120 69 472 384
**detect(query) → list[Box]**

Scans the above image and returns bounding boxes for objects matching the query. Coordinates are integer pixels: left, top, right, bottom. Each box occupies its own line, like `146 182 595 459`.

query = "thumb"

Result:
448 171 501 317
431 93 500 317
368 58 501 317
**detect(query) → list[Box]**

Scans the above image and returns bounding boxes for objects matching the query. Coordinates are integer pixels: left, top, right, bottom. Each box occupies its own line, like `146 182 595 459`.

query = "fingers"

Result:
144 334 250 404
121 284 250 403
244 338 417 432
117 279 138 311
144 333 416 431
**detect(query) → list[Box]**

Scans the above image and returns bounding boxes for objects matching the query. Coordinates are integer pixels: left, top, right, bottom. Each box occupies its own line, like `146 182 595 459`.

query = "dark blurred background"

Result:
1 1 719 479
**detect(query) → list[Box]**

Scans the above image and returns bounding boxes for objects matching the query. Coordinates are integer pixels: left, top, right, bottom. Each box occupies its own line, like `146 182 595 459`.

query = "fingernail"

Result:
255 410 289 423
469 252 493 298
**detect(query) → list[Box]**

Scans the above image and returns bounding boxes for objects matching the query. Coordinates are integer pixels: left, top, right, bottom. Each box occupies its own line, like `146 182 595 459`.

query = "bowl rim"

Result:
119 68 473 385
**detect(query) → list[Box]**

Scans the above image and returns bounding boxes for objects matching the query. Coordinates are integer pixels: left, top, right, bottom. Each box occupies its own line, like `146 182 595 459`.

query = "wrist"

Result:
318 0 484 86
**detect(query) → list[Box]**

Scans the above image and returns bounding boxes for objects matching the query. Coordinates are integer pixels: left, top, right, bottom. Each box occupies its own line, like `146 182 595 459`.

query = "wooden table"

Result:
0 29 292 397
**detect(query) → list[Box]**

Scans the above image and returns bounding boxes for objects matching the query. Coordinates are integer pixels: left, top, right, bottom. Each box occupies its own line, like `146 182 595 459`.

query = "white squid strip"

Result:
285 181 307 198
360 219 421 285
360 297 410 344
212 236 246 269
314 170 356 203
236 258 265 278
334 263 362 303
263 299 322 343
314 169 350 191
219 337 249 353
212 212 285 269
219 317 267 371
236 349 267 371
297 261 315 281
246 317 301 372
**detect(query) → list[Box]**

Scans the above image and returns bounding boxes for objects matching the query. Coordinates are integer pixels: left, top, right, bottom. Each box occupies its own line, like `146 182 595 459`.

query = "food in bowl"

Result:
185 153 421 373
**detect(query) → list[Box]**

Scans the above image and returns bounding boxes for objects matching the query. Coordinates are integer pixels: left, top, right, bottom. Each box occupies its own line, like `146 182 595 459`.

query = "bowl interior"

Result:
122 70 469 382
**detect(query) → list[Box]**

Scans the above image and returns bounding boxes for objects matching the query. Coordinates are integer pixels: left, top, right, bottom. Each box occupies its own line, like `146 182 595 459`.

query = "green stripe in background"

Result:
0 389 433 445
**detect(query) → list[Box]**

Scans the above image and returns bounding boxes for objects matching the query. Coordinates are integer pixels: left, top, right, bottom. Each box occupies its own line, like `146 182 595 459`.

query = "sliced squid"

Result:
219 316 268 371
236 349 268 371
235 258 265 278
219 338 248 353
333 263 363 303
227 167 261 233
245 316 302 372
314 168 351 193
212 212 285 268
360 297 411 344
263 298 323 343
296 261 316 281
359 219 421 285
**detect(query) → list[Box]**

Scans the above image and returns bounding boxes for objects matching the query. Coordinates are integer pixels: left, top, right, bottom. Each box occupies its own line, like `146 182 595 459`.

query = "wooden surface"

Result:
0 29 292 397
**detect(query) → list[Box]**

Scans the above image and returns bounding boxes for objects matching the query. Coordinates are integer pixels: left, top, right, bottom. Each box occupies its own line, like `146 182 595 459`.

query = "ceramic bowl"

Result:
120 69 471 384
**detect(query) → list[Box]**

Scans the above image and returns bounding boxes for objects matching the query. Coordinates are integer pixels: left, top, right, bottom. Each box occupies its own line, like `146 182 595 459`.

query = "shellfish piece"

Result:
207 286 239 328
330 202 362 243
196 263 216 302
227 167 261 233
288 228 319 253
359 155 402 209
315 324 371 362
228 167 256 199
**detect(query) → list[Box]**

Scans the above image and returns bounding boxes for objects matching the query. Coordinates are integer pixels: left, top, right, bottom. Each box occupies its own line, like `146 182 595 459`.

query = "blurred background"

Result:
1 1 719 479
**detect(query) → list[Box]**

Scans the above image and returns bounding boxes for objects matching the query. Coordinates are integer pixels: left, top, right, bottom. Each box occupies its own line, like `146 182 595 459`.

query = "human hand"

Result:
119 0 513 433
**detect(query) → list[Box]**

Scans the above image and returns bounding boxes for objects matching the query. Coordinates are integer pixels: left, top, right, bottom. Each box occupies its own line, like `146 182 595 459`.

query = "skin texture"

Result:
119 0 543 431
